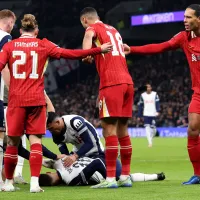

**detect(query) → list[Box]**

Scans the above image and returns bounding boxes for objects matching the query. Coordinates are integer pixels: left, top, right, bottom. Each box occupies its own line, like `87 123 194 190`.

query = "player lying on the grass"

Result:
39 157 165 186
47 112 104 167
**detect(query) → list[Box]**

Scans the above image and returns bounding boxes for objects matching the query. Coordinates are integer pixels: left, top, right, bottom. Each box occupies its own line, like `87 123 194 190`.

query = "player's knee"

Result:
7 136 20 146
188 122 200 137
29 134 42 145
101 118 118 137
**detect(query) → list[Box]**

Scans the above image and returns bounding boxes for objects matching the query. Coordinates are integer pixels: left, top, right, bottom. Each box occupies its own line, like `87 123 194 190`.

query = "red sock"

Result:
4 146 18 179
29 143 43 177
188 136 200 176
105 135 118 178
119 135 132 175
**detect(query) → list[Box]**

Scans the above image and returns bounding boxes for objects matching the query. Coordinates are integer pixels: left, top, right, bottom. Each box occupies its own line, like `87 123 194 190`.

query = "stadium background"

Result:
0 1 199 199
2 0 195 132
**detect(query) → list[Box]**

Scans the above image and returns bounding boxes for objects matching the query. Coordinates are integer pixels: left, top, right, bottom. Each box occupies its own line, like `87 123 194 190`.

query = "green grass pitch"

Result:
1 137 199 200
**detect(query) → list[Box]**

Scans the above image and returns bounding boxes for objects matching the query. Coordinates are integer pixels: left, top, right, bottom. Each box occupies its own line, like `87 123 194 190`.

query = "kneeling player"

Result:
47 112 104 167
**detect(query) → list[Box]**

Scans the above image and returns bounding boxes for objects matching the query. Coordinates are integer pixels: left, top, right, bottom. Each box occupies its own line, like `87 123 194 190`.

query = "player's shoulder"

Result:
68 115 86 131
152 91 157 95
173 31 189 40
0 29 11 40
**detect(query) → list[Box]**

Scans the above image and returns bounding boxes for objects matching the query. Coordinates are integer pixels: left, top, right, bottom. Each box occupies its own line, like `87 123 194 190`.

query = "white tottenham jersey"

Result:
54 157 104 185
56 115 104 157
0 29 11 102
140 91 159 117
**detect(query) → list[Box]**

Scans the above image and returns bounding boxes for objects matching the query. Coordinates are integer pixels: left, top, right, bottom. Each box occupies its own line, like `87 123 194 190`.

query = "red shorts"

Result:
188 92 200 114
99 84 134 118
6 106 46 137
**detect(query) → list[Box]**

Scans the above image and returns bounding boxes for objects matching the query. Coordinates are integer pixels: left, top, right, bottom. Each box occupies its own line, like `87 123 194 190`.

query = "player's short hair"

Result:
21 14 38 32
187 4 200 17
80 7 98 18
47 112 58 125
39 174 53 186
0 9 16 21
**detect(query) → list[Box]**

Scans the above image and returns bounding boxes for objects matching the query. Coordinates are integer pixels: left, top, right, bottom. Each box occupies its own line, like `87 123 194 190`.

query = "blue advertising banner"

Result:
45 127 188 138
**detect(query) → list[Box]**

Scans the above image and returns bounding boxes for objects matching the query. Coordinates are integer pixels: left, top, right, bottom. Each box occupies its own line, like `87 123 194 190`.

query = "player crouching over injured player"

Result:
39 157 165 186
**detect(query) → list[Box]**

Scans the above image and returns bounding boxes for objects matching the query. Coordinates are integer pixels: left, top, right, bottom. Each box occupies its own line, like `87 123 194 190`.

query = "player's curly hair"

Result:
39 174 53 186
0 9 16 21
188 4 200 17
21 14 38 31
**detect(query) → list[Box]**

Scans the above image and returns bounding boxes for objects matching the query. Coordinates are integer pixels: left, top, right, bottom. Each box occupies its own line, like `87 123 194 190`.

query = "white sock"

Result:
5 179 13 185
151 127 157 139
0 138 3 182
106 177 115 182
30 176 39 188
14 156 24 177
119 175 129 181
145 126 152 145
14 135 26 177
131 173 158 182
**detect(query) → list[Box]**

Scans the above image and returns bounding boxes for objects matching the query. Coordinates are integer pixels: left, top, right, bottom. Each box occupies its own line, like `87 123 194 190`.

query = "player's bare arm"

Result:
45 93 55 113
82 30 94 50
1 65 10 89
82 30 95 63
123 41 173 55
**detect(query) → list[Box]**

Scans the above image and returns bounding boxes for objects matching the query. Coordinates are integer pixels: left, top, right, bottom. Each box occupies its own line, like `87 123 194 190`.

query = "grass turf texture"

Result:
1 137 197 200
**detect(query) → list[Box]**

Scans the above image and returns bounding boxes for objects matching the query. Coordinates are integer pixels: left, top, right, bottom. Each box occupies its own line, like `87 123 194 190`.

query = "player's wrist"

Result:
73 153 79 159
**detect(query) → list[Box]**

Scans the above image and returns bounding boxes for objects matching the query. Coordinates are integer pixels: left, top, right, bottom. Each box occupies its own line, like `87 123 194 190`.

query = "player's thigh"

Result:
188 93 200 136
26 106 46 135
117 117 129 138
144 116 156 127
101 117 118 137
99 85 124 118
122 84 134 117
6 106 26 137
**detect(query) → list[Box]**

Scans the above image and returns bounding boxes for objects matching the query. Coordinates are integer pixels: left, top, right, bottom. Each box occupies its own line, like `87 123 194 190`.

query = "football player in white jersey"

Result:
39 157 165 186
47 112 104 167
138 83 160 147
0 9 17 187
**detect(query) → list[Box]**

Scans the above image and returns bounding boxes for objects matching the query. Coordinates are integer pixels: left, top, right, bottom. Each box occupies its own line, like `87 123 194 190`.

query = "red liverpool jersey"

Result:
168 31 200 94
0 34 102 107
86 21 133 89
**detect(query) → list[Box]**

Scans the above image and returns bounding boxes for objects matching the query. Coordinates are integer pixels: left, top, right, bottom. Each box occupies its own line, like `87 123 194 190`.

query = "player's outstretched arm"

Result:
123 42 172 55
60 42 112 59
124 32 185 55
45 38 112 60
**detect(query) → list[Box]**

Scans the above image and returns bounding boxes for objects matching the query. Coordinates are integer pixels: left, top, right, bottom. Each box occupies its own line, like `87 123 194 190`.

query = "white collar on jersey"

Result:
20 34 36 38
191 31 197 38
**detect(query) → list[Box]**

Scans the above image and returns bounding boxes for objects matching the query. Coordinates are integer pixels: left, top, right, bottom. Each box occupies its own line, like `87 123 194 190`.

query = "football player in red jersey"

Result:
80 7 134 188
124 4 200 185
0 14 112 193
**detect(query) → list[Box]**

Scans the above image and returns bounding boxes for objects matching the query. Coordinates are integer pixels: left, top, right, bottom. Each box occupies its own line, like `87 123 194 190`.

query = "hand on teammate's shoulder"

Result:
123 44 131 55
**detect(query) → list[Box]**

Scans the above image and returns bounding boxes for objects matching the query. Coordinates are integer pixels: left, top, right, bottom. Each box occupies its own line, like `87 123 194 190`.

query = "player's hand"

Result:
62 154 78 167
123 44 131 55
155 112 160 117
82 55 94 64
101 42 113 53
56 154 67 160
42 159 54 169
